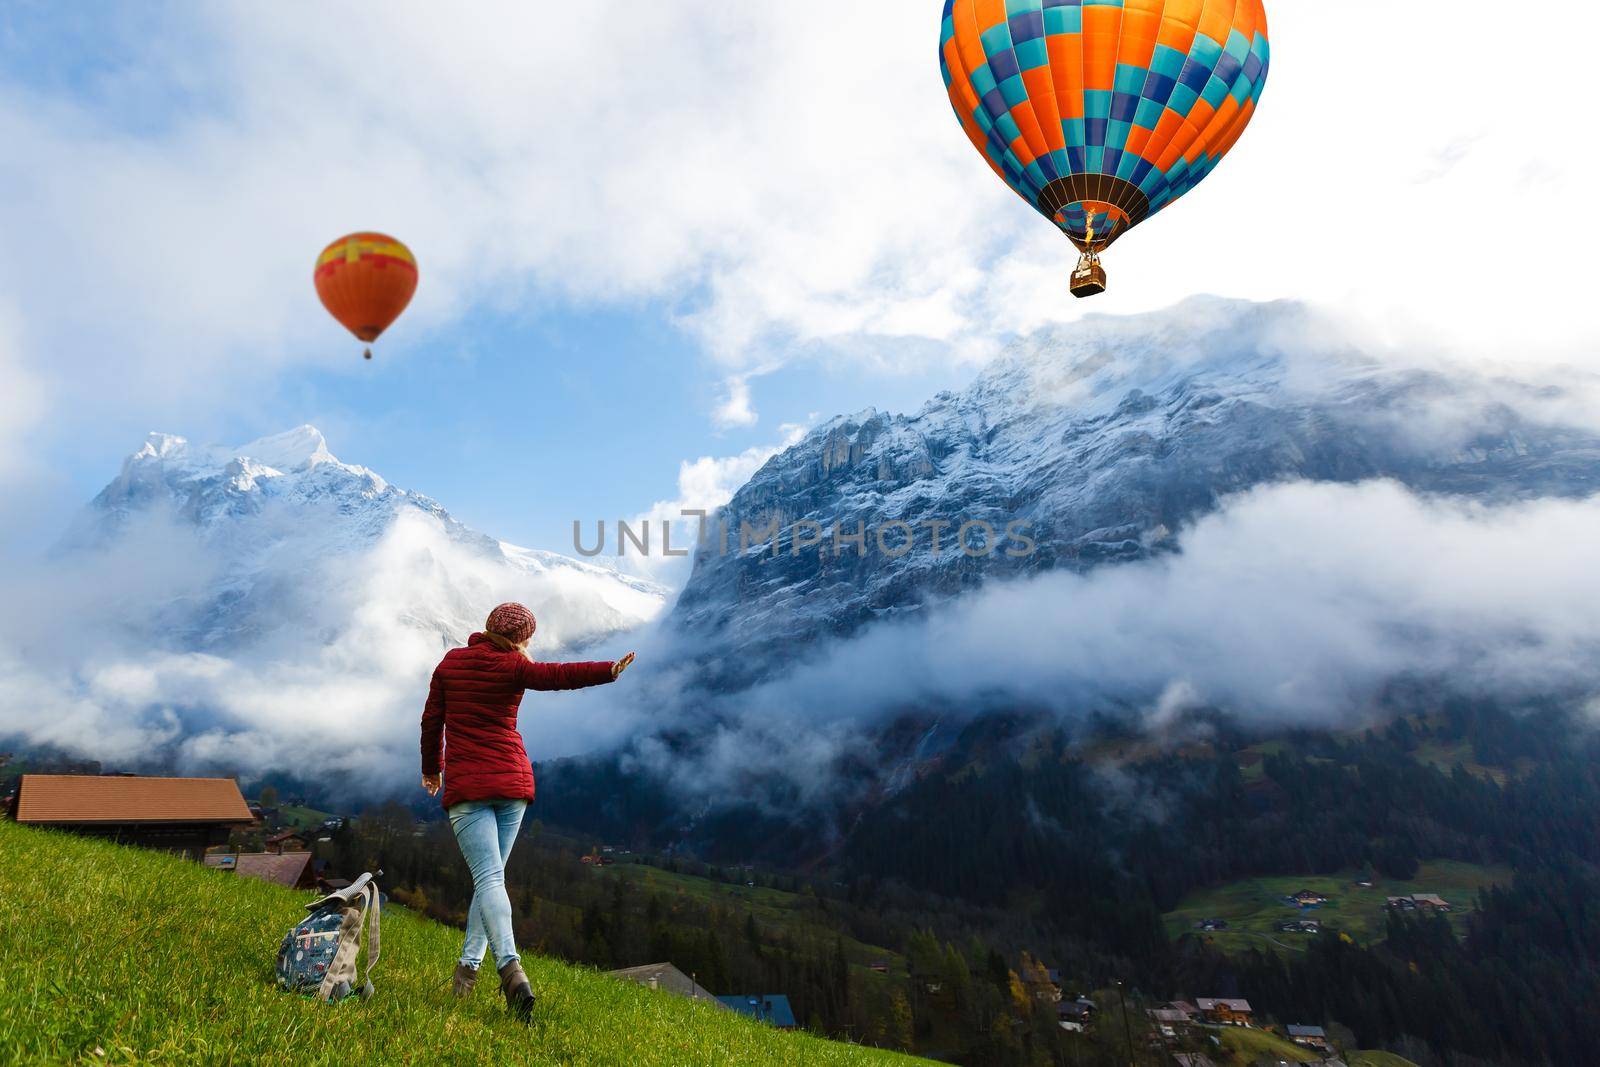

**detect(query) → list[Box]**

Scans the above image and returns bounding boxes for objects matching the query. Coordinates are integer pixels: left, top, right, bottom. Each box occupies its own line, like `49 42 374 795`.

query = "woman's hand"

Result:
612 652 637 679
422 773 441 797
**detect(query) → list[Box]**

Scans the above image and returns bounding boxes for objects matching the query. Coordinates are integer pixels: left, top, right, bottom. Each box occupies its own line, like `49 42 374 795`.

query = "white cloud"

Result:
606 478 1600 806
619 422 811 586
0 305 45 481
4 1 1590 454
0 497 659 791
731 481 1600 732
711 376 758 431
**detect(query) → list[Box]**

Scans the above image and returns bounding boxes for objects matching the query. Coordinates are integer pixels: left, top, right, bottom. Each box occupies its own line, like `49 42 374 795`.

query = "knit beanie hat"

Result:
485 602 537 644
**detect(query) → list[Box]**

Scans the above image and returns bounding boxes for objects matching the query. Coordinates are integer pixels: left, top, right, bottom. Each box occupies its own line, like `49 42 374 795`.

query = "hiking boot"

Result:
498 958 536 1021
452 963 479 998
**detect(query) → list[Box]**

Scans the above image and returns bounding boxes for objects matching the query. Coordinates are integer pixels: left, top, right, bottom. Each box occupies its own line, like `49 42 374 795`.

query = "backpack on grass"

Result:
275 871 382 1003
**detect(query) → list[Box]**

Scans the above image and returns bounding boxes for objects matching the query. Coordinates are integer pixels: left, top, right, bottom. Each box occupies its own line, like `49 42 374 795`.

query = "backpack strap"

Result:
359 882 382 999
315 896 362 1003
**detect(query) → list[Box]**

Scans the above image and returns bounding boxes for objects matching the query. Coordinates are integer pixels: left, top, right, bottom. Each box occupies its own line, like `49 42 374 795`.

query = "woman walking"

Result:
420 602 635 1020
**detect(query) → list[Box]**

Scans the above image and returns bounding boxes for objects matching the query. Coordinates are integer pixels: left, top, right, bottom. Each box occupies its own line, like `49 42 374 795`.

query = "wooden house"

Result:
12 775 253 860
1057 997 1096 1033
1388 893 1452 913
1196 997 1253 1027
1287 1024 1331 1050
265 828 310 854
1148 1007 1192 1039
236 851 315 889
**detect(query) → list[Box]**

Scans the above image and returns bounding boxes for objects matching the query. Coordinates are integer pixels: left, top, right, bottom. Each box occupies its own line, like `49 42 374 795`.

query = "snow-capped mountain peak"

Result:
671 297 1600 689
67 426 666 655
132 424 339 476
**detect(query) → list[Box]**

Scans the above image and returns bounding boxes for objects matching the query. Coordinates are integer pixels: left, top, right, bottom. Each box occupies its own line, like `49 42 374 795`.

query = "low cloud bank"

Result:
626 479 1600 805
744 479 1600 721
6 477 1600 808
0 505 657 797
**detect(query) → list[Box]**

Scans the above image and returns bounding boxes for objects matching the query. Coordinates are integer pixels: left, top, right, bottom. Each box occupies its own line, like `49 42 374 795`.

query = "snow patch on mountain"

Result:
671 297 1600 690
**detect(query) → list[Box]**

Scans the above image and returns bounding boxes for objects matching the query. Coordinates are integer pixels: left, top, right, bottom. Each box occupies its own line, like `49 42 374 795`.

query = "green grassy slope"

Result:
1215 1027 1420 1066
1215 1026 1321 1064
1347 1053 1422 1067
1163 860 1510 952
0 821 928 1067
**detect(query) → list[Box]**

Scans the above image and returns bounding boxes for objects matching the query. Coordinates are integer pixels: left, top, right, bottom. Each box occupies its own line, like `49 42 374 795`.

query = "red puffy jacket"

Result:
420 633 617 810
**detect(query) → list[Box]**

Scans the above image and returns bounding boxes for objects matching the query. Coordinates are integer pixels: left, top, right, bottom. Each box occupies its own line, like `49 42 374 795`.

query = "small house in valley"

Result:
1287 1024 1331 1050
1196 997 1253 1026
1148 1007 1192 1038
1288 889 1329 907
265 828 310 853
12 775 254 860
236 851 315 889
608 963 723 1006
1057 997 1096 1033
1388 894 1452 912
1166 1000 1200 1021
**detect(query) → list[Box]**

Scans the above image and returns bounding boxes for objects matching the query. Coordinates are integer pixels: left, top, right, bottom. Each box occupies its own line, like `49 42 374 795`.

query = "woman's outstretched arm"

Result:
517 653 635 691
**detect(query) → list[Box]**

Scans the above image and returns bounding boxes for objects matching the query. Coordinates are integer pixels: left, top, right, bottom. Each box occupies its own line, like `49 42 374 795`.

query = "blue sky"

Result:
1 2 1594 567
256 302 967 554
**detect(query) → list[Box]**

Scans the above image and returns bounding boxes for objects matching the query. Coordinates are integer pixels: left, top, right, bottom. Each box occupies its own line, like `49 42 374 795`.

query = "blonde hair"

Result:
481 630 529 656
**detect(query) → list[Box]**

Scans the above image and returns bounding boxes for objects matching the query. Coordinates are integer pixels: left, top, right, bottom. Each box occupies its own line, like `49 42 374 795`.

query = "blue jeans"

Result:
447 799 527 969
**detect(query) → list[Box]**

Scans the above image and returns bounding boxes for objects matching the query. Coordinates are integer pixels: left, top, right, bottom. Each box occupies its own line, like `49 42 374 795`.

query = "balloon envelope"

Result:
940 0 1270 254
313 233 418 345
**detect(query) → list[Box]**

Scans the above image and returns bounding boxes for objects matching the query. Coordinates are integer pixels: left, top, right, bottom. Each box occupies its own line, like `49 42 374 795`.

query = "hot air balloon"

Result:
313 232 419 359
940 0 1270 297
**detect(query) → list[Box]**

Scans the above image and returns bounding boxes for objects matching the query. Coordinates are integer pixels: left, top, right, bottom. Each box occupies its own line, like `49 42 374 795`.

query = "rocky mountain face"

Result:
670 298 1600 687
65 425 666 654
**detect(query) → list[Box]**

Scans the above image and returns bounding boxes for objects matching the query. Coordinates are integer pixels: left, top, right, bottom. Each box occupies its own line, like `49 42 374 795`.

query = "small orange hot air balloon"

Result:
313 232 418 360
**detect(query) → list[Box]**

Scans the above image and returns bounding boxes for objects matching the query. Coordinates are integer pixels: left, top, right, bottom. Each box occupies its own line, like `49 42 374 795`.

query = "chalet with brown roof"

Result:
1196 997 1253 1026
13 775 253 860
236 851 315 889
265 828 310 854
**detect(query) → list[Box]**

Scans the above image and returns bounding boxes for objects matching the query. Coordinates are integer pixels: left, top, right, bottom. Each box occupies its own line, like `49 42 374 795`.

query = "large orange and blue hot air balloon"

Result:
940 0 1270 297
314 232 419 360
